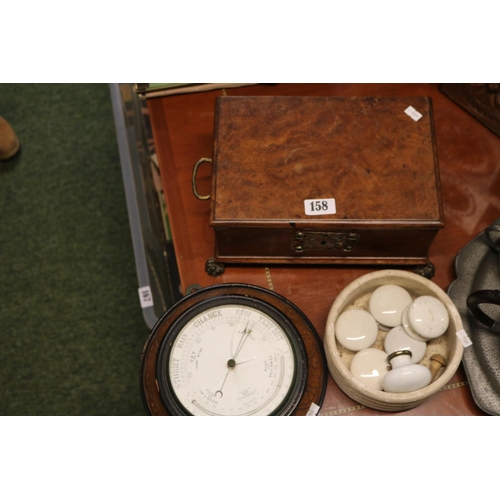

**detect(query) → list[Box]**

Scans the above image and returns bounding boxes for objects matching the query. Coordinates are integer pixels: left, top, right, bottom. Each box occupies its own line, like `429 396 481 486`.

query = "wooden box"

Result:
208 96 444 265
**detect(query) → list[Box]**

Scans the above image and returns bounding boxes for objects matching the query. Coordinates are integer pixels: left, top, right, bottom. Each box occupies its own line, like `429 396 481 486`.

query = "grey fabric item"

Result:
448 218 500 415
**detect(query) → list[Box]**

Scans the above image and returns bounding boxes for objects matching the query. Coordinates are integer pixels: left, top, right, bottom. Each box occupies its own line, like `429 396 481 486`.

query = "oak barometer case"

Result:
140 283 327 416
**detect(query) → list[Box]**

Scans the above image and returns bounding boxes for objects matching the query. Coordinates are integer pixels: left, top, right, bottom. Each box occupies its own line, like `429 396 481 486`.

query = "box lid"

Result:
210 96 444 228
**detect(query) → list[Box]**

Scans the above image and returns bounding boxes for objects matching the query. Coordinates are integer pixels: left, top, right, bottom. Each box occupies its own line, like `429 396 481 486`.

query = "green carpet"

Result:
0 84 150 415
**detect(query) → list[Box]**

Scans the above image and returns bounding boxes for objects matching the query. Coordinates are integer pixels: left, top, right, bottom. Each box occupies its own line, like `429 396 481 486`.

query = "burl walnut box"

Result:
208 95 444 265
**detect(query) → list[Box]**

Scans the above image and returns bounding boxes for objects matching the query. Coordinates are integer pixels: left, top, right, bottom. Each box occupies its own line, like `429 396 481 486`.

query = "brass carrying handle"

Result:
192 157 212 200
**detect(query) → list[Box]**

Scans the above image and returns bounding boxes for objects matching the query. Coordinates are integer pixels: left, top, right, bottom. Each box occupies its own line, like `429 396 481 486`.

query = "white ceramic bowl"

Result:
324 270 464 411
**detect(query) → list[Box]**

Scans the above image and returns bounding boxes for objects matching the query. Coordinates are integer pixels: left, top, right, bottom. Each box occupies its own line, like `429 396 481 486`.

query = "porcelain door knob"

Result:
368 284 413 329
335 309 378 351
383 350 432 393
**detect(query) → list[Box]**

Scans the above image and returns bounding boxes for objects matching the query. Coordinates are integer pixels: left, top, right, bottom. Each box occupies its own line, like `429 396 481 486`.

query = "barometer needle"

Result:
215 369 231 397
232 322 253 360
232 321 248 357
236 346 279 365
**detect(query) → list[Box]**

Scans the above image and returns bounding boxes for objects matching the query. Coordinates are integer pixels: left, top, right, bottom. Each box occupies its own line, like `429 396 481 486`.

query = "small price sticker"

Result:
138 286 154 309
306 402 320 416
456 329 472 348
304 198 336 216
404 106 423 122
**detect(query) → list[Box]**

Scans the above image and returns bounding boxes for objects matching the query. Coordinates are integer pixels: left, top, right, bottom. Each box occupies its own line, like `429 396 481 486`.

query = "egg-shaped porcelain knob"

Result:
335 308 378 352
407 295 449 340
368 284 413 329
384 325 427 363
383 350 432 393
350 348 390 391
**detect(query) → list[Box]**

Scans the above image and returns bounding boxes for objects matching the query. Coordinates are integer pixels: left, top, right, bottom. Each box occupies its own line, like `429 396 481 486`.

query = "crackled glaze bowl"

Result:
324 270 464 411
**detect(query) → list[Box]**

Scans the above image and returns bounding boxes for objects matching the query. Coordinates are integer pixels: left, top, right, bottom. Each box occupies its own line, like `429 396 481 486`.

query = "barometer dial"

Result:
141 284 327 416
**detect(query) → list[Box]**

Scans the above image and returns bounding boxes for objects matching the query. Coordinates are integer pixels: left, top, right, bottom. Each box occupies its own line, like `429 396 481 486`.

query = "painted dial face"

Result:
161 301 302 416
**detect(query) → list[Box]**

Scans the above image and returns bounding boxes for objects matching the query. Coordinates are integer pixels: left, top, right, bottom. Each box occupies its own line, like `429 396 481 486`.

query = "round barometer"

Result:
140 284 327 416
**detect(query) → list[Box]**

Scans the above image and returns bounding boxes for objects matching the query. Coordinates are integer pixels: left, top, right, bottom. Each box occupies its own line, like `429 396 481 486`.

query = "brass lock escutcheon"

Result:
292 231 360 253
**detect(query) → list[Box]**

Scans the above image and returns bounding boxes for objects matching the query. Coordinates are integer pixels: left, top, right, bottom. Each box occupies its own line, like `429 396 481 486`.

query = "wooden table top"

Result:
147 83 500 416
